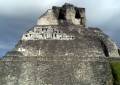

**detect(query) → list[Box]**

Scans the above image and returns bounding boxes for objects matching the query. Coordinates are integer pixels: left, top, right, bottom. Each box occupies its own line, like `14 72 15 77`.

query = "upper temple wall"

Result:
37 3 86 26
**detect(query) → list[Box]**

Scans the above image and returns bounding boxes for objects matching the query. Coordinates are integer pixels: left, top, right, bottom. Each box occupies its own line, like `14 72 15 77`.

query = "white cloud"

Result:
0 0 69 16
0 0 120 26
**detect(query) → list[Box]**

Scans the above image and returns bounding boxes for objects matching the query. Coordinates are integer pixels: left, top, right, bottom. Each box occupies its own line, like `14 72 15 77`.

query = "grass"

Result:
110 61 120 85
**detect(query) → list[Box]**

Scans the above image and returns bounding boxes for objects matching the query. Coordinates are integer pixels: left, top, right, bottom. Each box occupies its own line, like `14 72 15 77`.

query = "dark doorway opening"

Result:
75 8 81 19
100 40 109 57
118 49 120 55
58 8 66 20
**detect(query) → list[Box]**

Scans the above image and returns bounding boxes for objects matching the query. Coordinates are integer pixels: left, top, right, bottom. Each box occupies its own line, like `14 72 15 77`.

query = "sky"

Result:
0 0 120 57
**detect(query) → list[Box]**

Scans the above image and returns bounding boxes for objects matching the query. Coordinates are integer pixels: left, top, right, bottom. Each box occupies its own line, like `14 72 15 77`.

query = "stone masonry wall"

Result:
21 26 75 40
0 56 113 85
37 3 86 26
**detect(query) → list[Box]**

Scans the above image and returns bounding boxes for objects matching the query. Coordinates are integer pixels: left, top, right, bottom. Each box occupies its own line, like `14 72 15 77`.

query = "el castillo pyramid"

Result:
0 3 120 85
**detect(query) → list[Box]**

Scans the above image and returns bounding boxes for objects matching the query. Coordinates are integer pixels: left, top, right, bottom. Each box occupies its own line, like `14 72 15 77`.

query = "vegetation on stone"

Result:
111 61 120 85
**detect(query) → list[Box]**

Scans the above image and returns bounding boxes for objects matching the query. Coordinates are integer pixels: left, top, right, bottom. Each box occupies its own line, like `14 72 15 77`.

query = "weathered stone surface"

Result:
0 56 113 85
37 3 85 26
0 3 119 85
